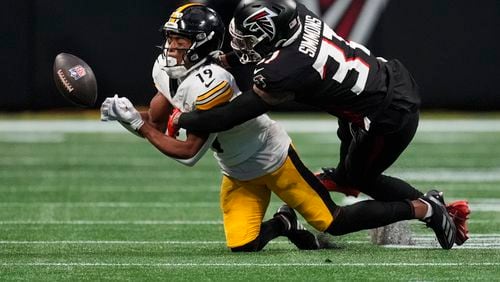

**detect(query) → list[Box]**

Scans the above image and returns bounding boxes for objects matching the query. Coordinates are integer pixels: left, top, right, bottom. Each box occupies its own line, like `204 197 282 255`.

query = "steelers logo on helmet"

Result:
160 3 225 79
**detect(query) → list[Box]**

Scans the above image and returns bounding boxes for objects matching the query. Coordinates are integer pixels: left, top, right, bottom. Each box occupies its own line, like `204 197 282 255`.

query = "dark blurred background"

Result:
1 0 499 111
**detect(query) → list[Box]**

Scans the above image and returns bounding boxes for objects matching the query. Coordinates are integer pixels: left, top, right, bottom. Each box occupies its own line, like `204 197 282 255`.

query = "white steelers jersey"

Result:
152 55 291 180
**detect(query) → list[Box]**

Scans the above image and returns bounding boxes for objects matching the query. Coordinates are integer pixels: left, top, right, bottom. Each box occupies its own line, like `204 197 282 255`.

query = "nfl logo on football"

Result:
69 65 87 80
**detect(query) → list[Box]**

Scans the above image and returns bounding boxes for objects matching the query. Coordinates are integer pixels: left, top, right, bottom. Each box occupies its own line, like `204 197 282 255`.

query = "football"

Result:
53 53 97 107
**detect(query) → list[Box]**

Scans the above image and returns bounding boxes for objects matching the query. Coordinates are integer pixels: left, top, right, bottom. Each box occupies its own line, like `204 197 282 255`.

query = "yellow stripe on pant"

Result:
220 150 335 248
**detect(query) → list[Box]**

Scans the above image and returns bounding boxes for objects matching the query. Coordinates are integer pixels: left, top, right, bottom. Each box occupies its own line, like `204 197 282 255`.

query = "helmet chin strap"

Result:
165 56 188 79
164 55 208 79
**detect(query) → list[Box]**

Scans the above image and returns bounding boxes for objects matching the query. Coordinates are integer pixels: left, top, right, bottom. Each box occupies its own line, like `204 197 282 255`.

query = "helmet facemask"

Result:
229 19 266 64
161 32 190 79
162 30 216 79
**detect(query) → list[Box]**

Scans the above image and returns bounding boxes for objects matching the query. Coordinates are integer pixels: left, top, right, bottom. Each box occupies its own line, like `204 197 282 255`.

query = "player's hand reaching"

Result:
112 97 145 131
100 94 119 121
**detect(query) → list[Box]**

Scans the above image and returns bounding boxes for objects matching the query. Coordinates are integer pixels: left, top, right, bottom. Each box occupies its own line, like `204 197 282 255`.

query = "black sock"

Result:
327 199 414 236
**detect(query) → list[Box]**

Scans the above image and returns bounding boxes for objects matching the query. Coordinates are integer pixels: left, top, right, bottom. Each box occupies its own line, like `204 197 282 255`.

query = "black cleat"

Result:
426 189 445 205
274 205 324 250
274 205 306 233
420 190 457 249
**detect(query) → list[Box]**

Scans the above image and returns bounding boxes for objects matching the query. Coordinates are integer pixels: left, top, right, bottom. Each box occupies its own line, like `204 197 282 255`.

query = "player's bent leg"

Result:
325 190 458 249
320 118 361 197
334 112 423 201
232 204 338 252
367 174 423 201
220 175 272 251
315 168 421 201
266 146 339 232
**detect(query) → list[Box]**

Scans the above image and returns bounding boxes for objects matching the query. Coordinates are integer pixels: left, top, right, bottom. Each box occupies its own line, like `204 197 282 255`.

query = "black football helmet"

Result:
162 3 225 77
229 0 300 64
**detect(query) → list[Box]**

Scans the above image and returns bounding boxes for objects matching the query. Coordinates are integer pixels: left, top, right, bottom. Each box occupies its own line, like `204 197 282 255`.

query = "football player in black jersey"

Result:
170 0 470 249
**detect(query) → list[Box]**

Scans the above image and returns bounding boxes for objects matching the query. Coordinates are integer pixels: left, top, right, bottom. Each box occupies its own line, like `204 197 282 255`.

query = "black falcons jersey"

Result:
254 4 396 128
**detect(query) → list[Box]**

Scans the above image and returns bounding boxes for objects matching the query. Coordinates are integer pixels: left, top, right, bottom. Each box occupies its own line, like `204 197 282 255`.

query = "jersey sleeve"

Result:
172 133 217 167
252 51 304 93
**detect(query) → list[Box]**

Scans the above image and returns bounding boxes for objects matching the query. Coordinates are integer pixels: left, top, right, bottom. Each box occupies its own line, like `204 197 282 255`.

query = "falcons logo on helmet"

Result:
243 8 278 40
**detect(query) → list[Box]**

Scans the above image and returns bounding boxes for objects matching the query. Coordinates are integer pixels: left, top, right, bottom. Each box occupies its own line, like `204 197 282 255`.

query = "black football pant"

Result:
332 110 424 201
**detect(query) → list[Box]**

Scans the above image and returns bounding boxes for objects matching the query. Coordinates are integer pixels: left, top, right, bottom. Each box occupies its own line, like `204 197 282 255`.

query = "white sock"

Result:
419 198 433 219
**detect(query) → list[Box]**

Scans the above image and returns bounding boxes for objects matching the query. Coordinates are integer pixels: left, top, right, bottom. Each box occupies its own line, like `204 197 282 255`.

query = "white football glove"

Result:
112 97 145 131
100 94 119 121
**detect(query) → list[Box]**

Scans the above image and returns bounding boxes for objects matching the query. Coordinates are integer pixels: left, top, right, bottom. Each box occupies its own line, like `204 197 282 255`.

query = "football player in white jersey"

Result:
100 3 335 252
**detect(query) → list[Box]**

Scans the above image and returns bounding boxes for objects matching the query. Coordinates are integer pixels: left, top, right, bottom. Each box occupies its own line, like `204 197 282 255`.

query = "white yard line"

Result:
384 245 500 249
1 262 499 267
0 202 221 208
1 119 500 133
0 218 497 225
0 236 499 250
412 234 500 237
0 235 497 245
2 168 500 182
343 198 500 211
0 220 222 225
386 169 500 182
0 240 228 244
341 196 500 210
0 199 498 212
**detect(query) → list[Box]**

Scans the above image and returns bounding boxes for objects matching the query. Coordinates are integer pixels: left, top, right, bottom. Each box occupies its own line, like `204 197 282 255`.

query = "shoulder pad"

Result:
183 64 239 110
253 50 303 93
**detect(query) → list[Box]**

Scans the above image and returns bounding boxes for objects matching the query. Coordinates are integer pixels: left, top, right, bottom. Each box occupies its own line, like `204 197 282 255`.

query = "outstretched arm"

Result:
108 96 213 167
177 88 270 133
139 121 212 165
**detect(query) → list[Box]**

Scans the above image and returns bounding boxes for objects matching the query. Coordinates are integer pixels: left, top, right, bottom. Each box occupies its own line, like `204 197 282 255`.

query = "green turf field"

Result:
1 114 499 281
